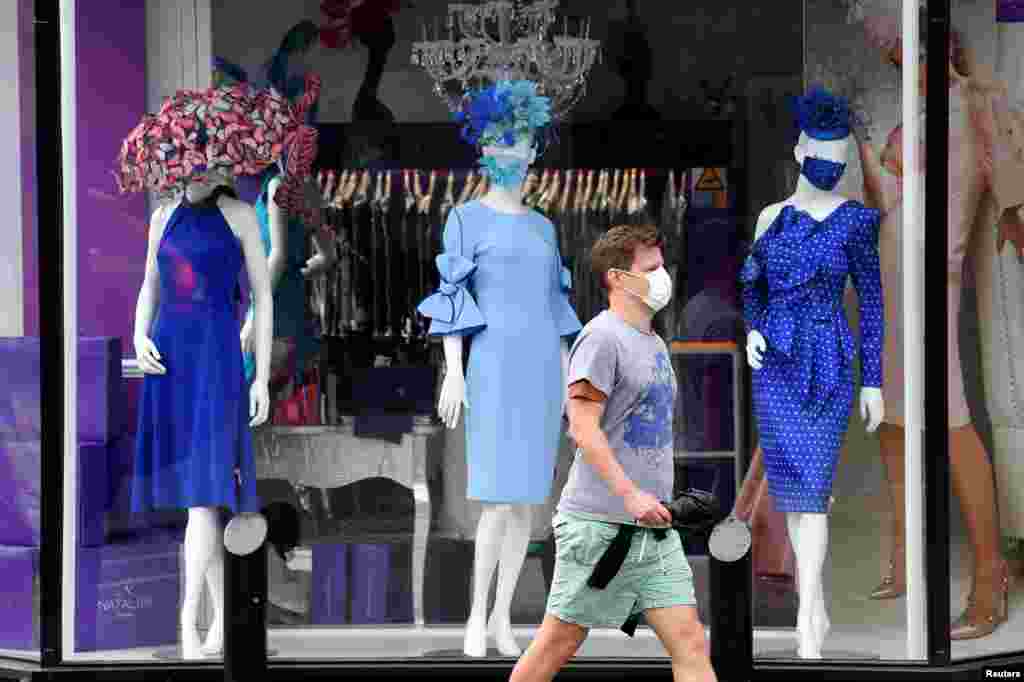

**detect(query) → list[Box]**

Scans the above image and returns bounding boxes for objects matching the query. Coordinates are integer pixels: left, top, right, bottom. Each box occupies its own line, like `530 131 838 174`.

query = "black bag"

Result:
666 488 723 536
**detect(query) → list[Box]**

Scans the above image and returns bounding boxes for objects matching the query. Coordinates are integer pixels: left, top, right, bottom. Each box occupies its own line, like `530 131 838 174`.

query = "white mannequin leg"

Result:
181 507 221 660
465 503 531 657
786 512 829 659
487 504 532 656
200 535 225 656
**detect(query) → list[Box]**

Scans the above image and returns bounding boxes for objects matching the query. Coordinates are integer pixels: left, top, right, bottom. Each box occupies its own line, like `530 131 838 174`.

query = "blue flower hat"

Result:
792 85 851 141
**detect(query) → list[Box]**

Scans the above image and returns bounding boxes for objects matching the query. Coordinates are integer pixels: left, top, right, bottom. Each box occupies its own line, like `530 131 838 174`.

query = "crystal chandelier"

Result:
411 0 601 121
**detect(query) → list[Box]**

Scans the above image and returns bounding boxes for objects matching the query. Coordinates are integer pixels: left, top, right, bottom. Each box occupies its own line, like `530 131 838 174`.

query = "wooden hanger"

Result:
625 168 639 215
472 171 489 200
529 169 550 208
577 169 593 212
420 169 437 213
457 170 477 205
559 169 575 215
592 169 608 212
443 169 456 206
609 169 623 213
522 170 539 204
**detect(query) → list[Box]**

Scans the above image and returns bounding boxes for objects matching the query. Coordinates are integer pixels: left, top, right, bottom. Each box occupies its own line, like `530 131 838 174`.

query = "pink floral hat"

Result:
114 73 322 216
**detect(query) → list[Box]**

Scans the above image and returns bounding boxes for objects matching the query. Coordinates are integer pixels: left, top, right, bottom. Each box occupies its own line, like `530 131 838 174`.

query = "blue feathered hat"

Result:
453 80 552 150
793 85 851 141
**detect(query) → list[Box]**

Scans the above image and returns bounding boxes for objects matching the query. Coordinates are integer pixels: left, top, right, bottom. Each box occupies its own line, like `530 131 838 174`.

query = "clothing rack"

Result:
308 166 714 341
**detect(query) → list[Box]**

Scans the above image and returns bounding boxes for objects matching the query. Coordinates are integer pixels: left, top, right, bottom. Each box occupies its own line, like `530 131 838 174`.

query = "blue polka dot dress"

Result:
741 201 884 513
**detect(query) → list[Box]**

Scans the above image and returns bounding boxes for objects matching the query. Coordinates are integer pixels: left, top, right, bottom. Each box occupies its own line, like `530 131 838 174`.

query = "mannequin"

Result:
241 170 333 390
743 92 884 659
434 138 575 658
132 171 272 660
857 12 1022 637
977 12 1024 583
419 80 581 657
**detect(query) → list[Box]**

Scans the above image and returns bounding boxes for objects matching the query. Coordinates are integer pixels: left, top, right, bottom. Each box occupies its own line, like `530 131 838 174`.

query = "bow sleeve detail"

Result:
553 251 582 337
845 206 884 388
417 253 486 336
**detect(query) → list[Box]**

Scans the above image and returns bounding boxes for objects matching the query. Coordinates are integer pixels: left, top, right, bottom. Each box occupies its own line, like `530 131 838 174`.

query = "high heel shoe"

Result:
870 557 906 599
950 560 1010 640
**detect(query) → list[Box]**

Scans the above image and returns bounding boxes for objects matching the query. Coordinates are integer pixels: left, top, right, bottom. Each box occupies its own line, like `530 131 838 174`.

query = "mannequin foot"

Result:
796 612 822 659
487 614 521 657
180 621 202 660
870 554 906 599
951 560 1010 640
463 615 488 657
797 638 822 660
200 616 223 656
811 600 830 651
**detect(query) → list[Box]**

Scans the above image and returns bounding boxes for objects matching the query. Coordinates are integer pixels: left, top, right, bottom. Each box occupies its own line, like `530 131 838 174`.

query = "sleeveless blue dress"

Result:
131 196 260 513
243 171 317 382
418 200 582 503
741 201 883 513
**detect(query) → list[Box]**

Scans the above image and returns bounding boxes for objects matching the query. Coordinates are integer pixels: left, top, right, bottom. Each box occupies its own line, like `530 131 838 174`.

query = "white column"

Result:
0 0 26 336
902 0 927 662
145 0 212 112
59 0 79 658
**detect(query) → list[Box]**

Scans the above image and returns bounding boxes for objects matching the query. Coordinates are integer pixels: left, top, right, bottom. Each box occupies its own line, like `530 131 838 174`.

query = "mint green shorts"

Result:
545 513 697 630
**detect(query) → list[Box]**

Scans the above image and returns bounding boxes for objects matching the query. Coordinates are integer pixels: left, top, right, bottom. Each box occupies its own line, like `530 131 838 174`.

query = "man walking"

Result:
510 222 717 682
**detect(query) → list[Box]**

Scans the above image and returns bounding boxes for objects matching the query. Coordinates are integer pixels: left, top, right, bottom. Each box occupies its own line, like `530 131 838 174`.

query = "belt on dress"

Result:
760 295 855 412
587 524 670 637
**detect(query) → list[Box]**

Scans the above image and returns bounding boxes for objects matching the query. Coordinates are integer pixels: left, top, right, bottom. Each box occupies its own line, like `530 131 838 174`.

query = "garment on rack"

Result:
245 171 318 383
131 193 259 513
419 200 582 503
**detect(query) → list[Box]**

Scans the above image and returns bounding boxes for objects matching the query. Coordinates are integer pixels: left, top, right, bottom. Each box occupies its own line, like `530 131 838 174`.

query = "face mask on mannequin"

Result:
480 133 537 188
800 156 846 191
612 266 673 313
480 154 531 188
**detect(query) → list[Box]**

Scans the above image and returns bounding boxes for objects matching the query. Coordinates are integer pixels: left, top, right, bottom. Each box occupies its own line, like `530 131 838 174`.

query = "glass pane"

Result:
750 0 927 662
0 0 41 662
950 0 1024 660
65 0 213 662
227 1 780 665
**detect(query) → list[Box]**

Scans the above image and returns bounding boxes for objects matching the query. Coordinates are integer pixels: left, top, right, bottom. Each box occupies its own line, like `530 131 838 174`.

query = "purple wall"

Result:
19 0 37 336
74 0 148 348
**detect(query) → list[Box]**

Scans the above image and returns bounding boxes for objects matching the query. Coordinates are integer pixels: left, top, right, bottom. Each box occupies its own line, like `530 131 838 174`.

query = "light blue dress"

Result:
419 200 582 503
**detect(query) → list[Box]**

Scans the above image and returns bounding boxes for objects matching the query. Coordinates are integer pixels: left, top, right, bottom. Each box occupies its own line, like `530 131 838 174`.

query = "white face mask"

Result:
613 266 673 313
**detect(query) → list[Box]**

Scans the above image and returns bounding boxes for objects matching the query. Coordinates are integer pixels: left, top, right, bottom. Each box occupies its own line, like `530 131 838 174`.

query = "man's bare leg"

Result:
508 614 588 682
644 605 717 682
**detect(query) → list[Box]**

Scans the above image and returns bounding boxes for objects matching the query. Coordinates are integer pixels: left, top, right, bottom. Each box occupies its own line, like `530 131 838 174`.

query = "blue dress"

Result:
243 171 316 382
741 201 883 513
131 197 260 513
419 200 582 503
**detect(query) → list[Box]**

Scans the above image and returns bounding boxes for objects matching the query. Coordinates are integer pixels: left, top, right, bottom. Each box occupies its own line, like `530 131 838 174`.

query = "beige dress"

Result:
880 83 977 427
880 81 1024 428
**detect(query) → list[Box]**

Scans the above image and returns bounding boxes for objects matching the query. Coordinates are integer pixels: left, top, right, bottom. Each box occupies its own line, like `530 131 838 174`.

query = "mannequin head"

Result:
455 80 551 189
480 134 538 189
794 133 850 191
186 168 235 202
591 220 669 328
793 86 852 191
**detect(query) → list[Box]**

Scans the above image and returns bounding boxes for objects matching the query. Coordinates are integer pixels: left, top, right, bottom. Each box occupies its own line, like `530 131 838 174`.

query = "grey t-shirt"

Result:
557 310 677 524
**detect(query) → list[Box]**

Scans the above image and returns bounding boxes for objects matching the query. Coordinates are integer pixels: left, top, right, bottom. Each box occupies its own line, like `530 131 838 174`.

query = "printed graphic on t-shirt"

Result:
623 352 675 466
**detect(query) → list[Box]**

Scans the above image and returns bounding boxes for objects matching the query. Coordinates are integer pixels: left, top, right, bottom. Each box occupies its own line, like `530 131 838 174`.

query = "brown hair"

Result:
590 218 664 291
